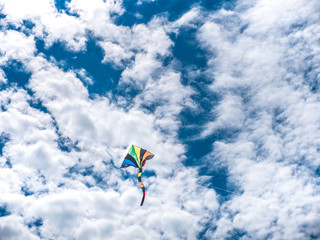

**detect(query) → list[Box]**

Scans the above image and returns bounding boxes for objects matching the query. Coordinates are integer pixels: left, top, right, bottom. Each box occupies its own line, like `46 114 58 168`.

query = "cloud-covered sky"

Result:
0 0 319 239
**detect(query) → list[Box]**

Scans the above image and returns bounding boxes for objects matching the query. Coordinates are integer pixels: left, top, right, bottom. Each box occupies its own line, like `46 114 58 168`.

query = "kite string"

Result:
211 185 238 195
210 185 262 200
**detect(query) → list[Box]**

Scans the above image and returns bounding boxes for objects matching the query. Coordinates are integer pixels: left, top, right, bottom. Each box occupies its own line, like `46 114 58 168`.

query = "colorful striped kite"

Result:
120 145 154 206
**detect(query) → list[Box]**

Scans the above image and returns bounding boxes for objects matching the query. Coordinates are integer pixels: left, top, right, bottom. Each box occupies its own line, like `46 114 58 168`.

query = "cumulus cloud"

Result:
0 0 218 239
197 0 320 238
0 30 35 63
1 0 319 239
0 215 41 240
0 0 85 51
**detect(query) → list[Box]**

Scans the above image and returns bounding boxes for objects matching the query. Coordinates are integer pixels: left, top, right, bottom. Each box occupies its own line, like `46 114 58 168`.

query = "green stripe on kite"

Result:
129 145 140 168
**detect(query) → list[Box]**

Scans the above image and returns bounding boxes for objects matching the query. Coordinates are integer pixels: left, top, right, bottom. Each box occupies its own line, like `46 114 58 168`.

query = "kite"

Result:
120 145 154 206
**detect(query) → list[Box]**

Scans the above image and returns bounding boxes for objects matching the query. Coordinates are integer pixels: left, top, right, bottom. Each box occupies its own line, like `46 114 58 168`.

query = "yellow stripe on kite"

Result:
133 145 141 166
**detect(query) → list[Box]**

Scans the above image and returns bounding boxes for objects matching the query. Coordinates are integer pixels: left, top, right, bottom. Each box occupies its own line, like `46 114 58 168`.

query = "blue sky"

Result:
0 0 320 239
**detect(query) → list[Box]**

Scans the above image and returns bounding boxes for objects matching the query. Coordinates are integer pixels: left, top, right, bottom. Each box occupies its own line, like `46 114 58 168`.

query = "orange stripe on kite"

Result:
142 151 154 161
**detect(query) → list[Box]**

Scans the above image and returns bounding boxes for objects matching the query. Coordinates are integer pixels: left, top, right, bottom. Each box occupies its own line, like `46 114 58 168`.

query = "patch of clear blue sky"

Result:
27 218 43 238
35 37 122 96
0 204 10 217
54 0 72 13
1 60 32 91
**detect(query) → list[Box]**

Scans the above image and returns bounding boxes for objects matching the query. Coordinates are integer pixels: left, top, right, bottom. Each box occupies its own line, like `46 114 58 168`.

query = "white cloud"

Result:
74 68 93 85
0 0 54 23
39 13 87 51
0 215 40 240
1 0 87 51
0 30 35 63
242 0 320 36
68 0 123 22
2 0 319 239
137 0 156 5
197 0 320 238
169 6 203 32
0 73 214 238
0 68 7 83
100 41 133 67
0 3 216 234
201 94 245 138
117 21 174 88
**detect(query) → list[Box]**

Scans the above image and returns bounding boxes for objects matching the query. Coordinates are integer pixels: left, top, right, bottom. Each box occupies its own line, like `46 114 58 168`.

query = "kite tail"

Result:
138 168 145 206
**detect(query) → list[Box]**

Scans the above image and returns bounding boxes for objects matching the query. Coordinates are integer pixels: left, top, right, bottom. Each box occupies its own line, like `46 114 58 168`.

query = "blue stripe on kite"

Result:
121 159 138 168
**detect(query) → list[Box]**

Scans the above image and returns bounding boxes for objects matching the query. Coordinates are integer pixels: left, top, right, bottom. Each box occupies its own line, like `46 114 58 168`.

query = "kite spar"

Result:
120 145 154 206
